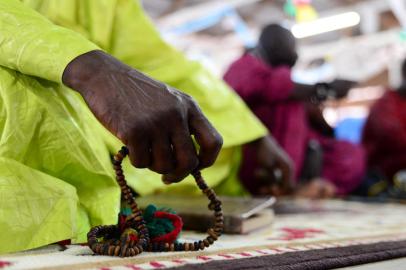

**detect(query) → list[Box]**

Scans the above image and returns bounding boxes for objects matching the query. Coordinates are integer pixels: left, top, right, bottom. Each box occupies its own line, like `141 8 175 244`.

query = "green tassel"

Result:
143 205 175 239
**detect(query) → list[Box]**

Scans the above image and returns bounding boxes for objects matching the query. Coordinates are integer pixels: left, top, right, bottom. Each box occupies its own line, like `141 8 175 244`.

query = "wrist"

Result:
62 50 114 94
312 82 333 103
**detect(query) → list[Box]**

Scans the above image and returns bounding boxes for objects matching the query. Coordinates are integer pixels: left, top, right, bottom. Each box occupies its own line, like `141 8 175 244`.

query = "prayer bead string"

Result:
87 146 223 257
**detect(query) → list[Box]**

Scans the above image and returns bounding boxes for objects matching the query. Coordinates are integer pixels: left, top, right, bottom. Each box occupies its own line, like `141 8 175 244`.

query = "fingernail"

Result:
162 176 172 185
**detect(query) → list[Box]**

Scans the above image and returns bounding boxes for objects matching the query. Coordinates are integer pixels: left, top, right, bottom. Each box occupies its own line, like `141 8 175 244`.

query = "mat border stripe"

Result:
91 235 406 270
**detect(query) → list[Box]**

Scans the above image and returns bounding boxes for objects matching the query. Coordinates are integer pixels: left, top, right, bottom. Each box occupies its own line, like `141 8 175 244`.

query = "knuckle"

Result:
170 108 185 122
187 96 201 112
159 104 185 123
206 132 223 151
151 163 173 175
128 121 150 136
185 94 197 105
151 167 170 175
130 157 148 168
201 159 214 168
180 156 199 172
169 177 184 183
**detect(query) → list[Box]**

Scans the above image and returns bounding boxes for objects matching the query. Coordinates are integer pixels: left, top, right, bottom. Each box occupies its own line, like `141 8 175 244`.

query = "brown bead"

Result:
137 244 143 253
91 243 98 252
103 243 111 255
207 228 218 240
113 165 121 170
134 215 143 222
215 226 224 233
115 152 124 160
88 238 97 246
95 244 102 254
199 241 205 250
215 216 224 223
203 239 210 247
184 242 189 251
120 242 129 257
164 243 170 251
170 243 175 251
215 221 224 227
207 237 214 244
208 193 216 201
108 245 116 255
114 245 121 256
132 210 142 216
215 211 223 217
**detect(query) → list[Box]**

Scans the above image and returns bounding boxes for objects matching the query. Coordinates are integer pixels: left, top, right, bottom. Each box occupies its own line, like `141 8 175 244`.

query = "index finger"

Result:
277 157 294 193
189 107 223 169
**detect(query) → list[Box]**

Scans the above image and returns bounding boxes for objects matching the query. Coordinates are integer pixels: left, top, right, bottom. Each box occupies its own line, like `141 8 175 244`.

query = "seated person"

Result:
0 1 292 254
362 59 406 181
224 24 366 198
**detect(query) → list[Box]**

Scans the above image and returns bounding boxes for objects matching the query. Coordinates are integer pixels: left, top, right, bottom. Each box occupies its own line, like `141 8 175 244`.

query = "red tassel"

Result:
151 211 183 243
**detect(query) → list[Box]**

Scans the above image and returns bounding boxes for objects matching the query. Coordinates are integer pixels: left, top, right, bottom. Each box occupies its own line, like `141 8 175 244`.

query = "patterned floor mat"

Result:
2 199 406 270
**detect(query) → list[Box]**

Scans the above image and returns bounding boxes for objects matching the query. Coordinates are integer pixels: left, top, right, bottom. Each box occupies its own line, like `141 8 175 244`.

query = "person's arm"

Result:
305 103 334 137
261 67 331 103
1 0 223 183
289 80 356 102
365 106 406 153
63 50 223 183
289 83 318 101
249 135 294 195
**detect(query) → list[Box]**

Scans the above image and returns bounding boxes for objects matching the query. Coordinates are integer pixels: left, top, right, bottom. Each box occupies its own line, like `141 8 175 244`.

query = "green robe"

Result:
0 0 267 254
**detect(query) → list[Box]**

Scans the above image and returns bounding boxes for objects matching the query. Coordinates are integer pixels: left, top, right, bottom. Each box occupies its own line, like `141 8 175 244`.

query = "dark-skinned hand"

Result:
329 79 356 99
252 136 294 196
62 50 223 184
294 178 336 199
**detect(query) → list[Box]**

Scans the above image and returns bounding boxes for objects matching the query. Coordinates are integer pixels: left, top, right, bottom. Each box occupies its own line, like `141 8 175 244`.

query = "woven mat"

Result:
2 199 406 270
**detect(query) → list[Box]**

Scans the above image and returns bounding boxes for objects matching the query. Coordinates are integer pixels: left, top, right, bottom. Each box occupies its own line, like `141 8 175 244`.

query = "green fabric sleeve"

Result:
0 0 99 83
17 0 267 146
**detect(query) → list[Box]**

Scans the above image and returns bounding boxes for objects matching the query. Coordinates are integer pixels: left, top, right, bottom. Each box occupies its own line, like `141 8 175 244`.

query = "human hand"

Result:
295 178 336 199
253 136 294 196
62 50 223 183
329 79 356 99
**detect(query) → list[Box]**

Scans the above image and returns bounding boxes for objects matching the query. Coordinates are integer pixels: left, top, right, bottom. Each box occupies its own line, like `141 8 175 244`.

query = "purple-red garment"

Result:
362 90 406 179
224 53 365 195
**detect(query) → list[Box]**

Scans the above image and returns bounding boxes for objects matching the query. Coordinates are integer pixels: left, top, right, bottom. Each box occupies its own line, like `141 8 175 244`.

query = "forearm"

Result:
63 50 122 92
289 83 317 101
289 82 335 103
305 103 334 137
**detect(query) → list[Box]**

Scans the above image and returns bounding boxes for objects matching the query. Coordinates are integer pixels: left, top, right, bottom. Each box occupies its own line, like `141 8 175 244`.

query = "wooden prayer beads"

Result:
87 146 223 257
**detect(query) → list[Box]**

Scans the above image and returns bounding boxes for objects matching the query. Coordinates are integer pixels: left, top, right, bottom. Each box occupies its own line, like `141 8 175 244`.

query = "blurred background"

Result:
142 0 406 143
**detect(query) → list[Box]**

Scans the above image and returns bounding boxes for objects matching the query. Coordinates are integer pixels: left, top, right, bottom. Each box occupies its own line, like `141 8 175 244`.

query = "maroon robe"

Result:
224 53 365 195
